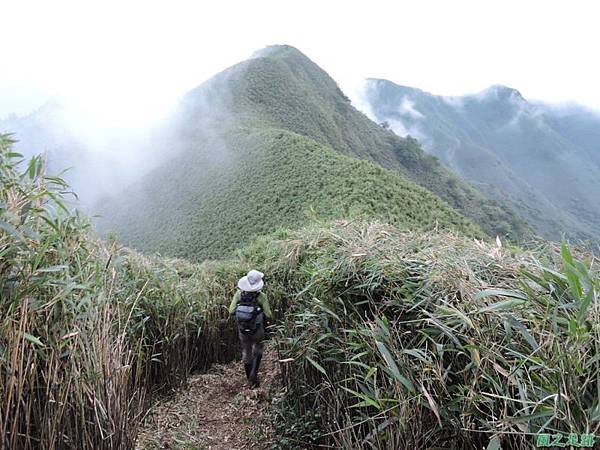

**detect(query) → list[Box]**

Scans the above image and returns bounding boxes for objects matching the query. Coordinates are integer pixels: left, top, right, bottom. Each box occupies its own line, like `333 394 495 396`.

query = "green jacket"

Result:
228 291 272 319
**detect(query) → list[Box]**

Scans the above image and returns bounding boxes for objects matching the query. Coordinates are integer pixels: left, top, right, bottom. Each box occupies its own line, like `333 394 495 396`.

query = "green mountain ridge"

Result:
95 45 528 260
364 78 600 242
97 127 483 260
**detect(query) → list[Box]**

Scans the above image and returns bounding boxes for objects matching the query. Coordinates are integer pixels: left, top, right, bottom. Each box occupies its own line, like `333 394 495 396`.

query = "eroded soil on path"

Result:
136 345 280 450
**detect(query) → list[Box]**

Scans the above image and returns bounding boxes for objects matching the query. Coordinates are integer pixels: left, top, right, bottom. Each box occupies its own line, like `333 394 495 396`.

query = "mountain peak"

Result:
479 84 526 103
251 44 306 60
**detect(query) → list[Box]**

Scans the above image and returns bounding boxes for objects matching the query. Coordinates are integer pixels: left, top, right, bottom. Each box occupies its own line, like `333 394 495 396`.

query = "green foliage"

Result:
255 221 599 449
270 394 323 450
96 128 483 261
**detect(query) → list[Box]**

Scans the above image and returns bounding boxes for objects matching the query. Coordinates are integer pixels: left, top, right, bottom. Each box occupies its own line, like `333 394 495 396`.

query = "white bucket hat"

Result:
237 269 264 292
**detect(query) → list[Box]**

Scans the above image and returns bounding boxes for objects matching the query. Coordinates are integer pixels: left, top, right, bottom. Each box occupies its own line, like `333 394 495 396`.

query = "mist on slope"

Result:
0 100 165 208
4 46 599 250
0 72 240 214
2 45 598 216
348 78 600 173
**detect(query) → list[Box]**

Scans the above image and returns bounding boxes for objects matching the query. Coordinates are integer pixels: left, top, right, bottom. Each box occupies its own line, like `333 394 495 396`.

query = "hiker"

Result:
229 269 272 387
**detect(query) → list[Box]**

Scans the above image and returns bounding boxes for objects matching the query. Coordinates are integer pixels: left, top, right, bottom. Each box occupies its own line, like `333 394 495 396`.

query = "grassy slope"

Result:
97 128 482 261
251 221 599 450
0 136 241 449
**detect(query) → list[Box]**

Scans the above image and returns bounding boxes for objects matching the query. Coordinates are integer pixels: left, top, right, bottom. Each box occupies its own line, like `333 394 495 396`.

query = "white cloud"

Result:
398 97 424 119
341 78 378 122
387 118 430 144
2 0 600 124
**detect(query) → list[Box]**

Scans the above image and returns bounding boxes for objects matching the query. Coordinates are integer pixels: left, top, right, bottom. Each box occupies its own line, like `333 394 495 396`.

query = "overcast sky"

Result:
2 0 599 126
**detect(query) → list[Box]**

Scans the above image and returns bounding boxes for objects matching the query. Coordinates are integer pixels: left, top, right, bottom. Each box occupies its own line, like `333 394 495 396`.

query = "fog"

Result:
0 71 237 211
0 100 172 208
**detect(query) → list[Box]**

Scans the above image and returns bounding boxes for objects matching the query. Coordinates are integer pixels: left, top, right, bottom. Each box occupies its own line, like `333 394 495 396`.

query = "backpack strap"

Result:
239 290 260 305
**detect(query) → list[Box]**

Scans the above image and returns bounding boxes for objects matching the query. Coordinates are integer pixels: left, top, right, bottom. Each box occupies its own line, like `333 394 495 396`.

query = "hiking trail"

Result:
136 344 280 449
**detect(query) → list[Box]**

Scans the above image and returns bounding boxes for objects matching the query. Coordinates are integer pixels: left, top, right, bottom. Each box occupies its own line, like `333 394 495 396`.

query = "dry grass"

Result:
0 135 243 449
265 220 599 449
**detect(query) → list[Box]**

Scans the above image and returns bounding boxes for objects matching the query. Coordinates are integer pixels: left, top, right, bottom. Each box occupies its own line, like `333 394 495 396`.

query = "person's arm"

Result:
259 292 272 319
228 291 240 315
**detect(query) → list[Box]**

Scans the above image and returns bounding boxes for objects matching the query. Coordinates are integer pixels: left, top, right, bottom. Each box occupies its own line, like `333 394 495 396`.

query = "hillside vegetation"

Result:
96 127 483 261
94 45 529 260
2 136 599 449
364 79 600 242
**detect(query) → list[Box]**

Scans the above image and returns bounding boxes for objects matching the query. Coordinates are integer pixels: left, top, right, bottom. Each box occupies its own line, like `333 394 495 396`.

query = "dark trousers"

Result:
239 325 265 364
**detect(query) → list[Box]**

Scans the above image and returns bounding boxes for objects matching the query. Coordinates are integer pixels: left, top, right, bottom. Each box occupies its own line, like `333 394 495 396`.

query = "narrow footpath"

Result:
136 345 280 450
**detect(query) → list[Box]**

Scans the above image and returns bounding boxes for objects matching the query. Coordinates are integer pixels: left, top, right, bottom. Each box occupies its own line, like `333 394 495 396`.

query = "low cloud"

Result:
0 66 239 215
340 78 378 122
398 97 424 119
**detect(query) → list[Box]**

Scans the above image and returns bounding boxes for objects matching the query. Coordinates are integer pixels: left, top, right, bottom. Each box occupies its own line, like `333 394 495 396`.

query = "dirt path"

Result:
136 344 280 450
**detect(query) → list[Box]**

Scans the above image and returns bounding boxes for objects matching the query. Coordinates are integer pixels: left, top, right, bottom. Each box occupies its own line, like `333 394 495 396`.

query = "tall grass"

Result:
0 134 244 449
258 222 599 449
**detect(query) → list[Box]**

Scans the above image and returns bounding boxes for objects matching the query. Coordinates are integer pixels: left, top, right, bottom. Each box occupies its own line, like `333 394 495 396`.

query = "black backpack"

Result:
235 291 263 335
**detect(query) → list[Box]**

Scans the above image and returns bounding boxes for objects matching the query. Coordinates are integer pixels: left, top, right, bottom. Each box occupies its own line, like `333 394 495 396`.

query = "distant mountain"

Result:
363 79 600 242
92 46 529 260
539 103 600 168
